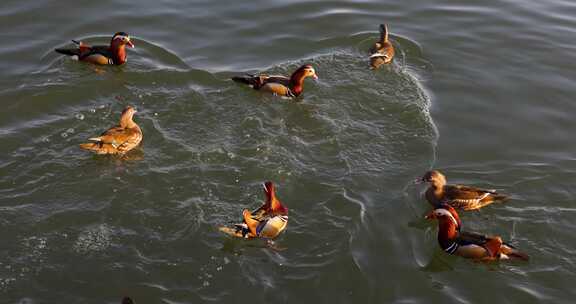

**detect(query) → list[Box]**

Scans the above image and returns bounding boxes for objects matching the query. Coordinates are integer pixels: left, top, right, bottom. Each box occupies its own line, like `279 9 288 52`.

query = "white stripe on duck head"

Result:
432 207 461 228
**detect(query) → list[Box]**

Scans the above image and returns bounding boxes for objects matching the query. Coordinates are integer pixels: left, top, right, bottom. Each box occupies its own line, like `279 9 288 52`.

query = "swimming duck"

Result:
369 24 395 69
231 64 318 98
55 32 134 65
219 181 288 239
418 170 508 210
426 205 529 261
79 106 142 155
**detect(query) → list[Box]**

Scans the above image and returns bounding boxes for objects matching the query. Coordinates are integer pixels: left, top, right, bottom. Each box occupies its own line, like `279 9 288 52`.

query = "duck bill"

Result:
312 73 319 80
424 211 436 220
127 40 135 48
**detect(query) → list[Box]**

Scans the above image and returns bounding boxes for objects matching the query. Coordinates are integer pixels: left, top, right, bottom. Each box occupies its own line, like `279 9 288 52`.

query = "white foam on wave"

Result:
73 224 113 254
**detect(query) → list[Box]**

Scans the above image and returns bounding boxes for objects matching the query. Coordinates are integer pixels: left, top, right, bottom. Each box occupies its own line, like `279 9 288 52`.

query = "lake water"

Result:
1 0 575 303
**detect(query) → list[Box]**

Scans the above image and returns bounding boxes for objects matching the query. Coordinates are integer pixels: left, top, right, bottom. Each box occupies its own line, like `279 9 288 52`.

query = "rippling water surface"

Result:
1 0 575 303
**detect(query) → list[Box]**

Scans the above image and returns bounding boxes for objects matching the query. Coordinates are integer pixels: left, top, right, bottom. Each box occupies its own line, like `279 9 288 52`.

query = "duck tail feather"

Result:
231 75 256 86
492 193 509 202
508 250 530 261
501 244 529 261
79 143 98 151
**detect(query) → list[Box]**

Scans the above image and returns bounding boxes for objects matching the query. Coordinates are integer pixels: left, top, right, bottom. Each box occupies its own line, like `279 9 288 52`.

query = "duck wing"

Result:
458 230 522 260
78 45 112 59
255 214 288 239
457 230 489 246
460 230 520 251
369 42 394 68
261 75 290 86
250 205 268 221
442 184 502 209
253 74 293 96
55 42 112 59
98 125 139 141
81 125 142 154
232 74 289 89
446 184 494 198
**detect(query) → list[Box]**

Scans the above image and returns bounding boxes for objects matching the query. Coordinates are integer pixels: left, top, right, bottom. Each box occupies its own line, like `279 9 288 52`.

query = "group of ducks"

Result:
418 170 529 261
56 25 392 154
55 25 527 262
56 32 323 154
54 26 392 244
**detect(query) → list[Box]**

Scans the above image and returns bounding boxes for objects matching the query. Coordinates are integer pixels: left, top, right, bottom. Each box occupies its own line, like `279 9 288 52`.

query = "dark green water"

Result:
1 0 575 303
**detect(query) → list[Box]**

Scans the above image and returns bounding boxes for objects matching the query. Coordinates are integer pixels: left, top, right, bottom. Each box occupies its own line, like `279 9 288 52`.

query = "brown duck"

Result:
369 24 395 69
426 205 529 261
79 106 142 155
232 64 318 98
418 170 508 210
55 32 134 65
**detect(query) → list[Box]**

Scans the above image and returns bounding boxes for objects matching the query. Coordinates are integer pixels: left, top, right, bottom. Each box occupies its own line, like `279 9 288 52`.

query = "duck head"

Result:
294 64 318 80
119 106 138 128
425 205 461 229
110 32 134 64
289 64 318 96
417 170 447 188
263 181 288 215
425 206 463 252
426 205 463 241
111 32 134 48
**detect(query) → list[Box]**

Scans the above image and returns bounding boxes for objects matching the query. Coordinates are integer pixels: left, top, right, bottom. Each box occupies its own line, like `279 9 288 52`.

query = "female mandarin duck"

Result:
231 64 318 98
426 205 529 261
418 170 508 211
55 32 134 65
369 24 395 69
79 106 142 155
219 182 288 239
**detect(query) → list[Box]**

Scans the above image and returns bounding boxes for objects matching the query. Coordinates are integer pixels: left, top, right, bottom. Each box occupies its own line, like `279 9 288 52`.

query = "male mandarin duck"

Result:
418 170 508 211
231 64 318 98
369 24 395 69
55 32 134 65
79 106 142 155
426 205 529 261
219 181 288 239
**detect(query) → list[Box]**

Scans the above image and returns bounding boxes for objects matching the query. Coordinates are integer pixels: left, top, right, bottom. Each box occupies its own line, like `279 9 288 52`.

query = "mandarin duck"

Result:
418 170 508 211
369 24 395 69
55 32 134 65
79 106 142 155
232 64 318 98
426 205 529 261
219 182 288 239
